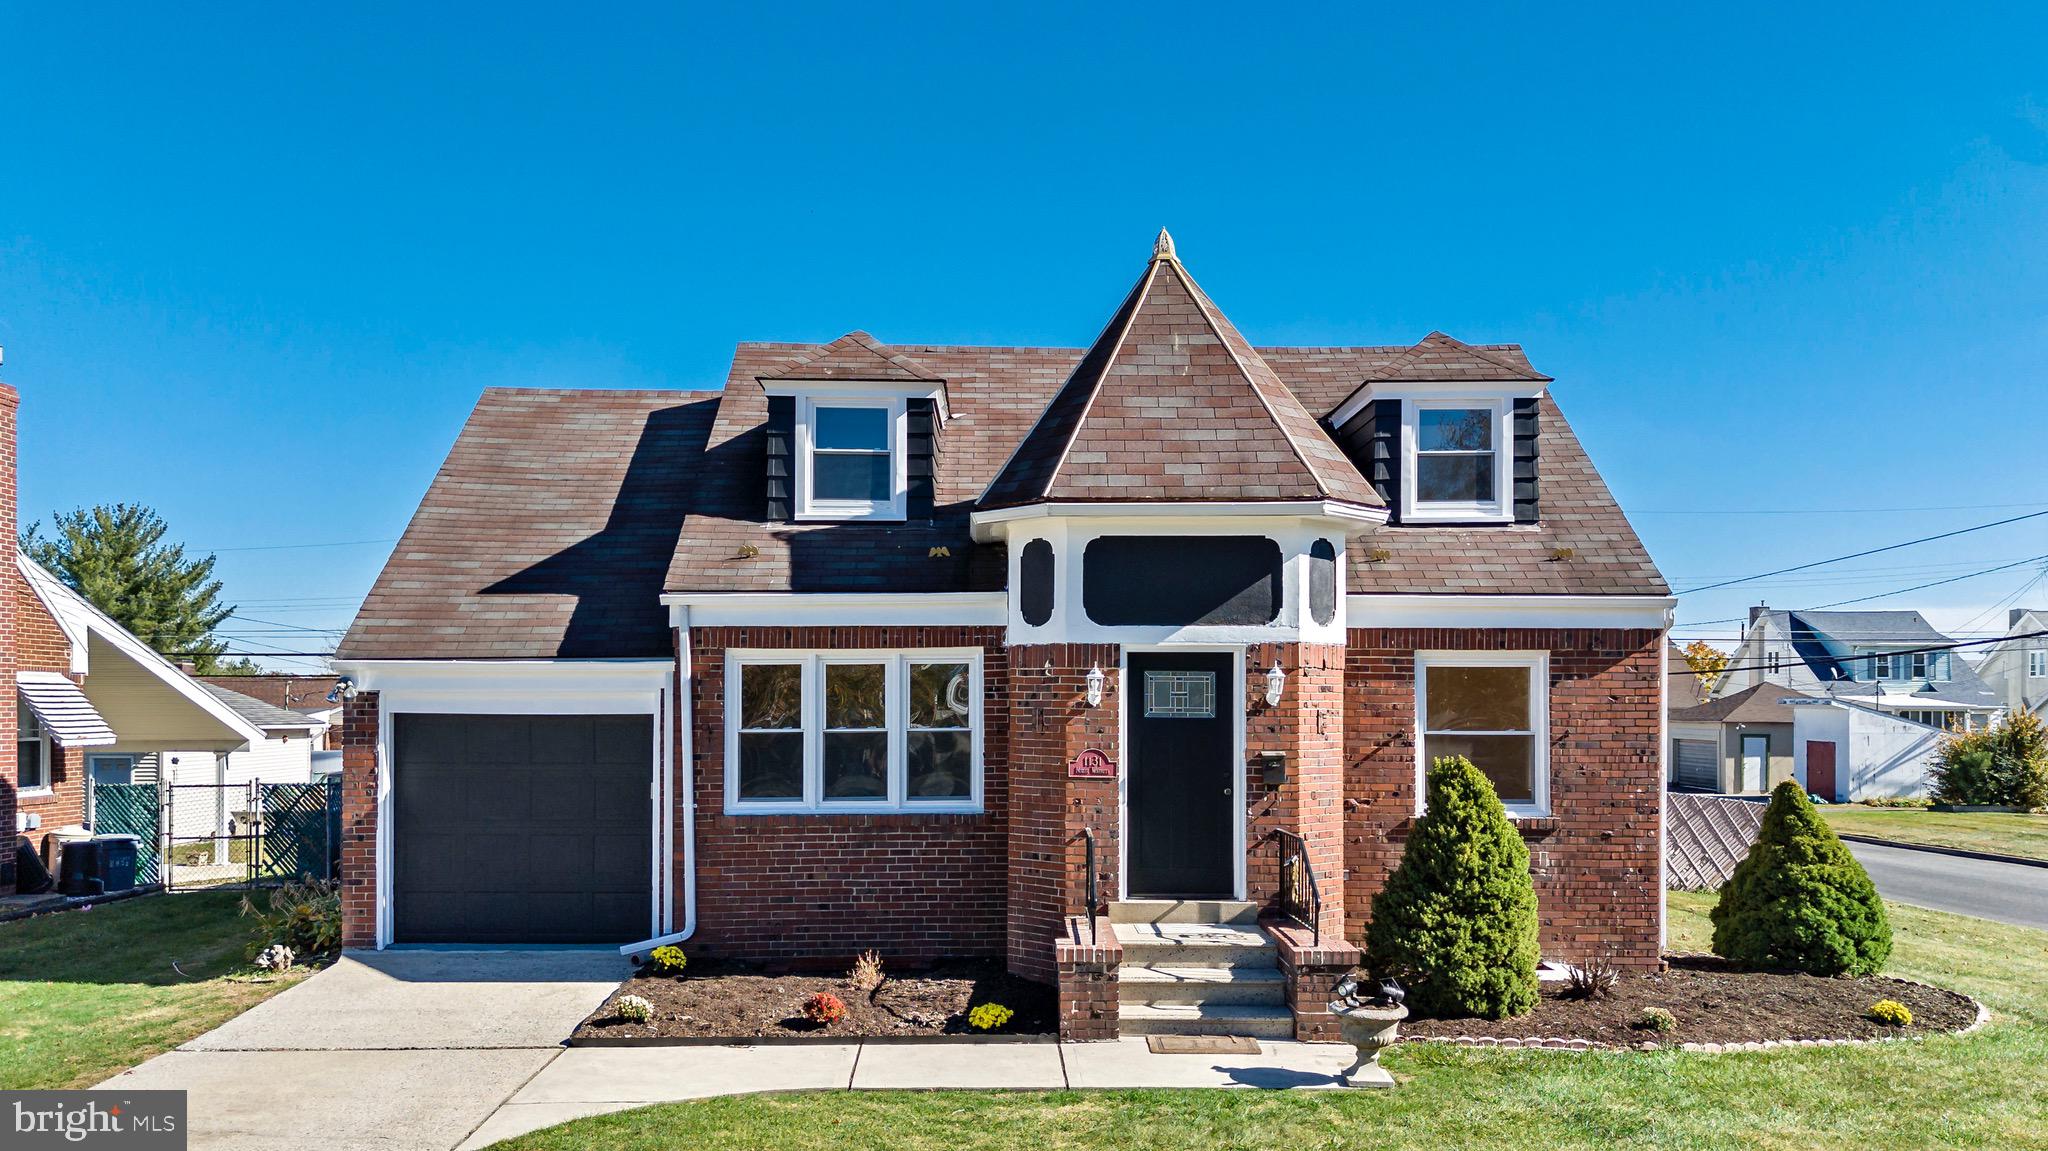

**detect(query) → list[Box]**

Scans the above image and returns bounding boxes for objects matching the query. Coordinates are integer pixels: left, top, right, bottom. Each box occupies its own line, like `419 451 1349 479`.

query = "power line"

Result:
200 537 398 554
1637 500 2048 517
1669 629 2047 678
1675 508 2048 596
1672 554 2048 630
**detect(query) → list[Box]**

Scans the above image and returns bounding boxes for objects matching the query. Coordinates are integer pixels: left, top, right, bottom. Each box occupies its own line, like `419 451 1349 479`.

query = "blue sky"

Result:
4 4 2046 667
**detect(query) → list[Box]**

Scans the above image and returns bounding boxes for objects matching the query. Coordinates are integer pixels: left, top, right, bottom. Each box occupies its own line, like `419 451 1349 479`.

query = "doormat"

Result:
1146 1035 1262 1055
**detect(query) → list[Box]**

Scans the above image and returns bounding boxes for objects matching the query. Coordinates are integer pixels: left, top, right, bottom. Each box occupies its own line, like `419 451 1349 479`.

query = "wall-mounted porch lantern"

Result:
1265 661 1286 707
1085 664 1107 708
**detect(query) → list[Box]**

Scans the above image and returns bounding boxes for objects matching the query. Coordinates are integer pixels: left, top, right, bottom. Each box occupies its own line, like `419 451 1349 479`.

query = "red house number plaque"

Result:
1068 749 1116 778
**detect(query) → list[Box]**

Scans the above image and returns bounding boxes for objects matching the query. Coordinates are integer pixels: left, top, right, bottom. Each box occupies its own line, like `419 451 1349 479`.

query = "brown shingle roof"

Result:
346 245 1667 655
338 389 715 660
757 330 943 384
1670 682 1810 725
980 235 1382 509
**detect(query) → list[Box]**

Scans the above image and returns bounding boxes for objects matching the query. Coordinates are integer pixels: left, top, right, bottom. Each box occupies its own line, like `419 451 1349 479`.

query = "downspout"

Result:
619 608 697 961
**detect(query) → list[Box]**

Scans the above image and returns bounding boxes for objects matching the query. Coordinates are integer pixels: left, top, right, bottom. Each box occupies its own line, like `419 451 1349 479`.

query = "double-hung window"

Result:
2029 649 2047 679
17 703 48 794
1404 400 1507 521
726 650 981 813
797 397 904 520
1416 652 1548 816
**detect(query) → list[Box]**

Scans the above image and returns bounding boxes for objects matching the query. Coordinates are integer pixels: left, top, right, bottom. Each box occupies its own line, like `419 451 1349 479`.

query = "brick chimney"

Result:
1748 602 1769 627
2012 609 2031 629
0 383 19 895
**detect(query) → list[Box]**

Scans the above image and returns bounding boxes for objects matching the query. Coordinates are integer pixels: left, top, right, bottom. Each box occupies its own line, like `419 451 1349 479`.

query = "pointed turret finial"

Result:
1153 228 1177 261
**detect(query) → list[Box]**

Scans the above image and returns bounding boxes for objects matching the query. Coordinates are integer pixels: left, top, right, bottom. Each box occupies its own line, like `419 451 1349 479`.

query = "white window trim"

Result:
2029 649 2047 679
1401 398 1511 523
1414 650 1550 818
17 708 51 796
794 395 908 522
724 648 983 815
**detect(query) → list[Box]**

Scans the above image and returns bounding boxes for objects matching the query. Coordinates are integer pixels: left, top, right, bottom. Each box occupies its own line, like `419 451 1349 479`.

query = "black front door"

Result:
1127 651 1235 898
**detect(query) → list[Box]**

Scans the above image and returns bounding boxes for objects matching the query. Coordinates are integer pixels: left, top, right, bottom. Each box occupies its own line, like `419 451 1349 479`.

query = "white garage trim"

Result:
334 659 675 950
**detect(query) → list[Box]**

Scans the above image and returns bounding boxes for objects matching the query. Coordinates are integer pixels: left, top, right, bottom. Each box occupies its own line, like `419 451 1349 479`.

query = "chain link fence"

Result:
93 777 340 891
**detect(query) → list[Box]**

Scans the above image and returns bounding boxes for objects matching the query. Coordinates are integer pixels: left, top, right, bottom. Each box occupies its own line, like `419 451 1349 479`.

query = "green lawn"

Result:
1820 804 2048 862
495 893 2048 1151
0 892 311 1089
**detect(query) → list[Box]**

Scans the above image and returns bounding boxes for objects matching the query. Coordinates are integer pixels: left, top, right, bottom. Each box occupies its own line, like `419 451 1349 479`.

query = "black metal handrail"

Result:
1274 829 1321 947
1080 826 1099 945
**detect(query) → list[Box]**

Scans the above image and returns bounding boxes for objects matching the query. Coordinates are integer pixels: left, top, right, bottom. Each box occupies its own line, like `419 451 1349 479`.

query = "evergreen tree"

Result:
1366 756 1541 1019
1711 779 1891 976
21 503 242 673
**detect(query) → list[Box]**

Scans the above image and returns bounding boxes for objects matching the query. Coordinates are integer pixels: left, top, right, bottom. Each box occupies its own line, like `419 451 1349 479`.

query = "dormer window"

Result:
1402 399 1508 522
797 396 906 521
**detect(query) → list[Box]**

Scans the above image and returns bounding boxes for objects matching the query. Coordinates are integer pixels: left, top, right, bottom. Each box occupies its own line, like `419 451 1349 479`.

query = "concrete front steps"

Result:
1111 901 1293 1039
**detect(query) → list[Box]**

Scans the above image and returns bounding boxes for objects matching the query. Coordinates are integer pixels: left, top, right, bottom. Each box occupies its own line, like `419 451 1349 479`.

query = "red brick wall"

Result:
1245 641 1346 939
0 385 16 894
339 691 381 948
683 626 1011 965
14 566 86 857
1342 627 1664 968
1005 643 1120 982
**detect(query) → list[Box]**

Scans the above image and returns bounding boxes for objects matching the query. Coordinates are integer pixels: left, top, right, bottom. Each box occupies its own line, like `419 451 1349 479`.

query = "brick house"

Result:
335 233 1672 1039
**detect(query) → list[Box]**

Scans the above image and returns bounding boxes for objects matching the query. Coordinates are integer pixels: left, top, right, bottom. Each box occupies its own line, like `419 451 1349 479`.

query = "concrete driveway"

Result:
100 949 628 1151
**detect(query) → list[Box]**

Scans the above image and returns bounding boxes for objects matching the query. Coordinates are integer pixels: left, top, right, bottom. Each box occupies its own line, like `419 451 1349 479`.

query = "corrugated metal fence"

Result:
1666 792 1767 891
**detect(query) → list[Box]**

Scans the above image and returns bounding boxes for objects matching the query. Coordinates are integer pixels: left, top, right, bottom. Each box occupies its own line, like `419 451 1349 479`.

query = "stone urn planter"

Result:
1327 970 1409 1081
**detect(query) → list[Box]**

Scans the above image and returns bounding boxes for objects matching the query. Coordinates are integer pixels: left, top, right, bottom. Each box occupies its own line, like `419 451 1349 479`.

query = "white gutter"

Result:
619 611 696 961
969 499 1387 543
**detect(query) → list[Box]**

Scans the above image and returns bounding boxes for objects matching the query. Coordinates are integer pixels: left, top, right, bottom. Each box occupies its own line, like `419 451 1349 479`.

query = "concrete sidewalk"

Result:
102 950 1367 1151
461 1038 1362 1149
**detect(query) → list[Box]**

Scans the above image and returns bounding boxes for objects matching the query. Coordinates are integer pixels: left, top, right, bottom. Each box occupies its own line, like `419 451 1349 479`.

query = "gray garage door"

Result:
1673 738 1719 792
394 714 652 944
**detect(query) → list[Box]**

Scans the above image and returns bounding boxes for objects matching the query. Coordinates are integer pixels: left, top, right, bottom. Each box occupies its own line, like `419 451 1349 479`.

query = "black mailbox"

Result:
1256 751 1287 787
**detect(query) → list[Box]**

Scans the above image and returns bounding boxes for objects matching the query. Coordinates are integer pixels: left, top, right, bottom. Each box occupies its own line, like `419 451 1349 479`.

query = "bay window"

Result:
1416 652 1548 816
726 650 981 813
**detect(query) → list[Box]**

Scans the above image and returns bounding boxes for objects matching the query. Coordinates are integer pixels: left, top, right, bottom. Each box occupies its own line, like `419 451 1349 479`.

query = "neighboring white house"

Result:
1787 697 1943 802
1974 608 2048 717
1725 606 2004 731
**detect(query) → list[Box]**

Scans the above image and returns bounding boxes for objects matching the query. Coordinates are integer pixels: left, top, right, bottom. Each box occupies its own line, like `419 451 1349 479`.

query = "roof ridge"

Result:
1166 259 1339 500
757 330 943 382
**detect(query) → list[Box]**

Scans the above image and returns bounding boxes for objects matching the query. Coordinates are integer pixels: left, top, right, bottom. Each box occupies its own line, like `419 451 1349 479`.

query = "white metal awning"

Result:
18 671 117 747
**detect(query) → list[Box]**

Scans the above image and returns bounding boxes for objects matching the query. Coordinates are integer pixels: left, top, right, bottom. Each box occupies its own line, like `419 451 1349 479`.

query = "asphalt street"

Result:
1846 840 2047 932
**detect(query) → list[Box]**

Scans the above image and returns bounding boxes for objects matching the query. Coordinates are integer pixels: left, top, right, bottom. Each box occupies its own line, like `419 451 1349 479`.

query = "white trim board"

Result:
1348 594 1675 630
971 499 1385 542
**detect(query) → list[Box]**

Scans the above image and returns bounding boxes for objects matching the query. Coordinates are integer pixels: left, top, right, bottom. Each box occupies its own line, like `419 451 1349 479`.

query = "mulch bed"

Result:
578 958 1056 1041
1400 955 1978 1047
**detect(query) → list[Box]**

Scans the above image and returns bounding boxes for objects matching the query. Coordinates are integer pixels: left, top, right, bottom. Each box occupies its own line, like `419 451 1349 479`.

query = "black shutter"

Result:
1512 397 1539 523
907 397 938 519
764 395 794 520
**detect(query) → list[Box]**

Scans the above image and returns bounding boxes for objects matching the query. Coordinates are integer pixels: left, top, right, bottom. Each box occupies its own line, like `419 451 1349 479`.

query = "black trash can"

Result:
95 836 139 893
57 839 105 897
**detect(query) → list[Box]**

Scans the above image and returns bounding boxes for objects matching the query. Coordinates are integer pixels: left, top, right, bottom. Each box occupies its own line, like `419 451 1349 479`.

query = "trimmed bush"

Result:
1365 756 1540 1020
801 992 846 1025
1712 780 1891 976
1633 1006 1677 1033
644 945 688 977
967 1003 1014 1032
